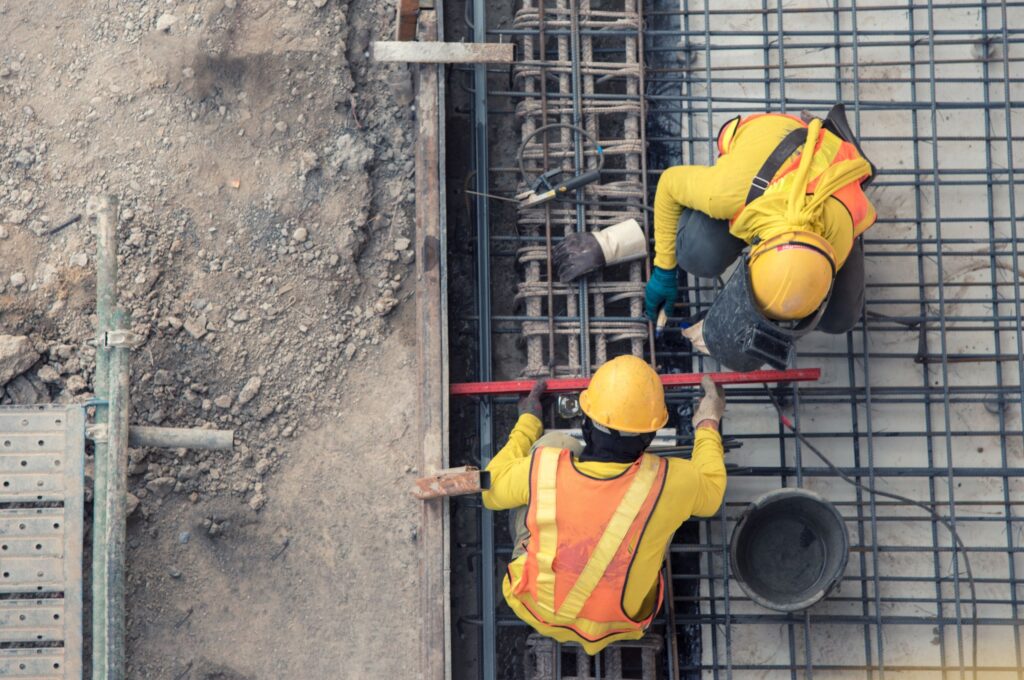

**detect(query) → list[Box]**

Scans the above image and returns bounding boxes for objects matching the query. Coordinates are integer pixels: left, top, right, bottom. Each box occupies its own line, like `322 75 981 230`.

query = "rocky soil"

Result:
1 0 424 677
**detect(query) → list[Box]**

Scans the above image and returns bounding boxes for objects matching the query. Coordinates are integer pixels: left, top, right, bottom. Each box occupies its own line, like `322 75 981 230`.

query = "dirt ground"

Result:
1 0 423 677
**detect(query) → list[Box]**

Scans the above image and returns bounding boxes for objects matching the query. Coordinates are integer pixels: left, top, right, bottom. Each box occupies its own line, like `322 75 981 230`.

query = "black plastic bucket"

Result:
730 488 849 612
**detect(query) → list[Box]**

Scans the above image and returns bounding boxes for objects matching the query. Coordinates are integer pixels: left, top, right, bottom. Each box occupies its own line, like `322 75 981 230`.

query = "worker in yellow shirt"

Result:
648 106 877 368
482 356 727 654
554 105 877 370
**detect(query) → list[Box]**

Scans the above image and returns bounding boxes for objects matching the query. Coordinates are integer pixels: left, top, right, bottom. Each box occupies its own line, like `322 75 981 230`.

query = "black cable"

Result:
764 386 979 678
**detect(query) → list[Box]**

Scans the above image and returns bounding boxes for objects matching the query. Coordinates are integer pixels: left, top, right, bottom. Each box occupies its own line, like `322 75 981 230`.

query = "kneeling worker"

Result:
482 356 727 654
646 107 877 367
553 106 877 370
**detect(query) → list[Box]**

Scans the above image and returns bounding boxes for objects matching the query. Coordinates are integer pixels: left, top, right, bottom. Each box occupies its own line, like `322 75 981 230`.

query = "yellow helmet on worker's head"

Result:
578 355 668 434
748 230 837 321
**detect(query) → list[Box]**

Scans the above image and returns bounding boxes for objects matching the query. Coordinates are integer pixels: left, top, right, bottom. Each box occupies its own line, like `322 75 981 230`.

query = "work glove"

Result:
692 375 726 429
553 219 647 283
681 320 710 355
644 266 678 321
517 379 548 420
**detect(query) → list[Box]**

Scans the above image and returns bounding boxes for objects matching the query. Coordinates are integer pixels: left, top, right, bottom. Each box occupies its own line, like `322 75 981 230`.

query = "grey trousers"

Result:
509 432 585 560
675 208 866 335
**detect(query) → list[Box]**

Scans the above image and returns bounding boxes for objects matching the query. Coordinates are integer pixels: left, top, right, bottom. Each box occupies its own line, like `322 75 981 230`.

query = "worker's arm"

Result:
687 425 727 517
652 164 740 270
481 413 544 510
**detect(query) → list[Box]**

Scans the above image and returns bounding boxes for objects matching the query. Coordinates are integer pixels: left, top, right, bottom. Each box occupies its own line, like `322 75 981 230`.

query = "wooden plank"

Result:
395 0 418 41
413 10 448 680
372 40 514 64
412 466 489 500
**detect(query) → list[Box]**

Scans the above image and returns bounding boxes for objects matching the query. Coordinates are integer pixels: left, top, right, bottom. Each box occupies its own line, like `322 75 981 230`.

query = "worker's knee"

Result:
675 209 745 278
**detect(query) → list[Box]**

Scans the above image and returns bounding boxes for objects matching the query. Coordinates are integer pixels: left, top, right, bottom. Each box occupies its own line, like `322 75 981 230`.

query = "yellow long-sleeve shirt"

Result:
652 114 873 271
482 414 726 652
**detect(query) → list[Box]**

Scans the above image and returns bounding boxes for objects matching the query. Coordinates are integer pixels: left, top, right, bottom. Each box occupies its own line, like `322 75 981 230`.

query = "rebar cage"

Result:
446 0 1024 678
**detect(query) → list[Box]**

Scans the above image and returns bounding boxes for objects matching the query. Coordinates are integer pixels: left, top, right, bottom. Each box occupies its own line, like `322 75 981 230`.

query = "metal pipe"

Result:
87 194 118 680
127 426 234 451
93 310 131 680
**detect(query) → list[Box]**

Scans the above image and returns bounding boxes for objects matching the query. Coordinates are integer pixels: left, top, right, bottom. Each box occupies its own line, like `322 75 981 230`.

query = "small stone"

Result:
344 343 356 360
184 316 208 339
156 13 178 32
36 365 60 383
7 209 27 225
153 369 173 386
146 476 177 498
225 0 237 7
0 226 8 239
394 237 411 251
275 120 288 133
178 531 191 544
312 0 329 7
290 226 308 243
9 272 26 288
168 568 182 579
255 459 271 476
72 253 89 267
0 335 37 387
248 493 267 511
237 376 262 406
65 375 87 394
214 394 233 409
126 493 141 516
13 150 33 167
121 208 135 222
230 309 250 322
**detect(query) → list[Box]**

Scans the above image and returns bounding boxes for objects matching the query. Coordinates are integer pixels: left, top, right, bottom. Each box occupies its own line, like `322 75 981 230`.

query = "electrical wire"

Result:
764 386 979 678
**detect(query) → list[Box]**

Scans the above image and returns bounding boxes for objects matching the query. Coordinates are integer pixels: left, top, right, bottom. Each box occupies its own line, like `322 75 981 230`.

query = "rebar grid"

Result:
655 1 1024 677
453 0 1024 678
513 0 651 377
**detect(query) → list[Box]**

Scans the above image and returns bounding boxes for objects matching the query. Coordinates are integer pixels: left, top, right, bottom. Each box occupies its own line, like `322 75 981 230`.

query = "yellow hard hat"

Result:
748 230 836 321
578 355 668 434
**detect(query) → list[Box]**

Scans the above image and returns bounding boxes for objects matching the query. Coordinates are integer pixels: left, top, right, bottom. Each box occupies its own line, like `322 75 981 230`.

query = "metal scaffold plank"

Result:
0 405 85 680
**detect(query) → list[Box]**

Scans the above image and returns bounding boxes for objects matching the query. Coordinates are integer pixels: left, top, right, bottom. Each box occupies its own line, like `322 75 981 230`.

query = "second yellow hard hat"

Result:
749 231 836 321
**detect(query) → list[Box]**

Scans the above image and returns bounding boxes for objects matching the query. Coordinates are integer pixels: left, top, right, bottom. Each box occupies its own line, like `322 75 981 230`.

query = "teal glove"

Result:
644 266 678 321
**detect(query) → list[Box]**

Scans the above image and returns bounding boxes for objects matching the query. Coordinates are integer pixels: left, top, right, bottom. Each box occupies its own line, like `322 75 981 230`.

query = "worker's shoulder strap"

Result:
551 454 663 623
745 127 808 206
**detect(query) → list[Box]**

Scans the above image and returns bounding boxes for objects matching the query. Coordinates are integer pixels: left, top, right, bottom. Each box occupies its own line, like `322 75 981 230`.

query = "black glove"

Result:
553 232 605 283
517 379 548 420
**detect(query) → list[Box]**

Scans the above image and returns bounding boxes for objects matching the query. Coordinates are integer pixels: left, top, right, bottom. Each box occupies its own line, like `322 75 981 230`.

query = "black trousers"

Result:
674 208 865 335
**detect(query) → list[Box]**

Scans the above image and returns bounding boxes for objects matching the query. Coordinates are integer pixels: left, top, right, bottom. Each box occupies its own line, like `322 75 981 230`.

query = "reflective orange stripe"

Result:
510 447 667 641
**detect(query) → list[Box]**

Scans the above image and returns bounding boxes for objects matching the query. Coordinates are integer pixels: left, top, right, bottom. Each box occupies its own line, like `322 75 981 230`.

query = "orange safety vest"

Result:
718 113 876 240
507 446 668 645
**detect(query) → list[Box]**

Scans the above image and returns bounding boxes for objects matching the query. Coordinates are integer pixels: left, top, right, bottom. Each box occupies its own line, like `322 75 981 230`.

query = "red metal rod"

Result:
450 368 821 396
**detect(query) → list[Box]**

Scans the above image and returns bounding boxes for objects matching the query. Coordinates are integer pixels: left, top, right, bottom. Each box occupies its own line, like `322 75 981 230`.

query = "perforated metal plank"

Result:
0 406 85 680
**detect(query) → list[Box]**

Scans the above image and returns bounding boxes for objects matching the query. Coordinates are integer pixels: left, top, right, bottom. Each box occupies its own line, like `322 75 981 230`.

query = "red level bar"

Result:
450 368 821 397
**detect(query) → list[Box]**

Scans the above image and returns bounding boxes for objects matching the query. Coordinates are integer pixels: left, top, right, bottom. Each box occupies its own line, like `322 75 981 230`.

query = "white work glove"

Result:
682 320 710 355
554 219 647 283
692 375 726 429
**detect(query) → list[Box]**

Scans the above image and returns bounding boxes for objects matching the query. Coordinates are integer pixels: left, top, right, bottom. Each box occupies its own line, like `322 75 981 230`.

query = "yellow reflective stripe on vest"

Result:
532 452 661 623
533 448 560 613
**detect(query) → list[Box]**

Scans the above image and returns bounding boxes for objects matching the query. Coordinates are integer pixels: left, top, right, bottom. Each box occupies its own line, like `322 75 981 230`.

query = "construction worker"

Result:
645 106 877 365
553 105 876 369
482 356 727 654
